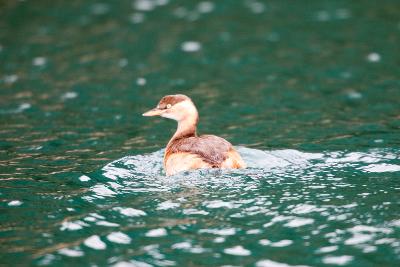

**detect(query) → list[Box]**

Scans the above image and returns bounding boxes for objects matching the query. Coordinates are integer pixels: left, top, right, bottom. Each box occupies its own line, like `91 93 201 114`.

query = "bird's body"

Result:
143 94 245 176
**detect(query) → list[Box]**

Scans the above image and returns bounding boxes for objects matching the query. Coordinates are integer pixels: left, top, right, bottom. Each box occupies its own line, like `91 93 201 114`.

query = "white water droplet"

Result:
136 77 146 86
322 255 353 266
145 228 167 237
197 1 214 13
79 175 91 182
181 41 202 52
58 248 84 257
284 218 314 228
114 207 147 217
61 91 78 100
84 235 106 250
133 0 155 11
33 57 47 66
256 259 309 267
157 200 180 210
4 74 18 84
224 245 251 256
60 221 87 231
366 52 381 62
8 200 23 206
107 232 132 244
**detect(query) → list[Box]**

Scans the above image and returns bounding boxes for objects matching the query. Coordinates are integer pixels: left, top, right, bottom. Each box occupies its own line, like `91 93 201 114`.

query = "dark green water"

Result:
1 0 400 266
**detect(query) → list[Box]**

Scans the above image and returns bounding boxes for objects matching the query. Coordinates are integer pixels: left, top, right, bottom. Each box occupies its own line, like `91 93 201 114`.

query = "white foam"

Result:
259 239 271 246
285 218 314 228
145 228 167 237
203 200 234 209
270 240 293 247
60 221 88 231
107 232 132 244
4 74 18 84
291 204 324 214
199 228 236 236
322 255 353 266
197 1 214 13
223 245 251 256
96 221 120 227
183 208 209 215
114 261 152 267
345 234 373 245
256 259 310 267
83 235 106 250
91 184 116 197
114 207 147 217
246 229 262 234
157 200 180 210
8 200 22 206
133 0 155 11
171 242 192 249
79 175 91 182
316 246 338 253
181 41 202 52
367 52 381 62
62 91 78 100
136 77 146 86
362 164 400 173
33 57 47 66
58 248 84 257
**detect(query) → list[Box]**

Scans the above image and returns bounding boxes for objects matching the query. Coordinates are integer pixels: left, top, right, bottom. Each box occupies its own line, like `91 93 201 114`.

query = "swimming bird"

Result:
143 94 246 176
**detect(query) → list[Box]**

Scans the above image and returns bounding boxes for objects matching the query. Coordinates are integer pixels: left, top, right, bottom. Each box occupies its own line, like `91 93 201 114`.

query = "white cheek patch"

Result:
161 112 179 120
160 100 197 121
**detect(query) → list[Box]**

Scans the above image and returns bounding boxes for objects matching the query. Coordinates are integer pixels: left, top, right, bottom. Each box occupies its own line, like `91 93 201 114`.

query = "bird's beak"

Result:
142 108 163 117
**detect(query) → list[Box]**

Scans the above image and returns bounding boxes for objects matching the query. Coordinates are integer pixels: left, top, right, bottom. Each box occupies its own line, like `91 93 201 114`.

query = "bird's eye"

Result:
166 104 172 109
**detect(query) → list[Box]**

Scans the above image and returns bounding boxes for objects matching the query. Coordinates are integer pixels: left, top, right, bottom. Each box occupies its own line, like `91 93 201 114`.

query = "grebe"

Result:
143 94 246 176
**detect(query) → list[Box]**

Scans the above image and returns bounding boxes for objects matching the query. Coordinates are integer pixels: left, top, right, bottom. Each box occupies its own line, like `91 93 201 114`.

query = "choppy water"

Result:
1 0 400 266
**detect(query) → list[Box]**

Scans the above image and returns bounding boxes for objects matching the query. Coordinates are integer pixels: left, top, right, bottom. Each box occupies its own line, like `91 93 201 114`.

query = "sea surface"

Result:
1 0 399 266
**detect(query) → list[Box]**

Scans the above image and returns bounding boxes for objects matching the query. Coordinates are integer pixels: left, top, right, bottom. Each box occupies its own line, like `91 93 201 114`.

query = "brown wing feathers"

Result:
166 135 232 166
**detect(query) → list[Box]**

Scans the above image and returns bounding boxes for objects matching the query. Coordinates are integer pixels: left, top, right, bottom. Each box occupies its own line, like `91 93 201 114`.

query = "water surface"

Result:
1 0 399 266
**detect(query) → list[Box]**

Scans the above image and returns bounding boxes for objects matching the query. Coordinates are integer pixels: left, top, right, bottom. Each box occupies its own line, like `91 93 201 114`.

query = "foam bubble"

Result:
361 164 400 173
84 235 106 250
322 255 353 266
285 218 314 228
223 245 251 256
4 74 18 84
107 232 132 244
199 228 236 236
61 91 78 100
33 57 47 66
8 200 23 206
60 221 88 231
256 259 309 267
79 175 91 182
114 207 147 217
133 0 155 11
145 228 167 237
157 200 180 210
197 1 214 13
367 52 381 62
58 248 84 257
137 77 146 86
181 41 202 52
